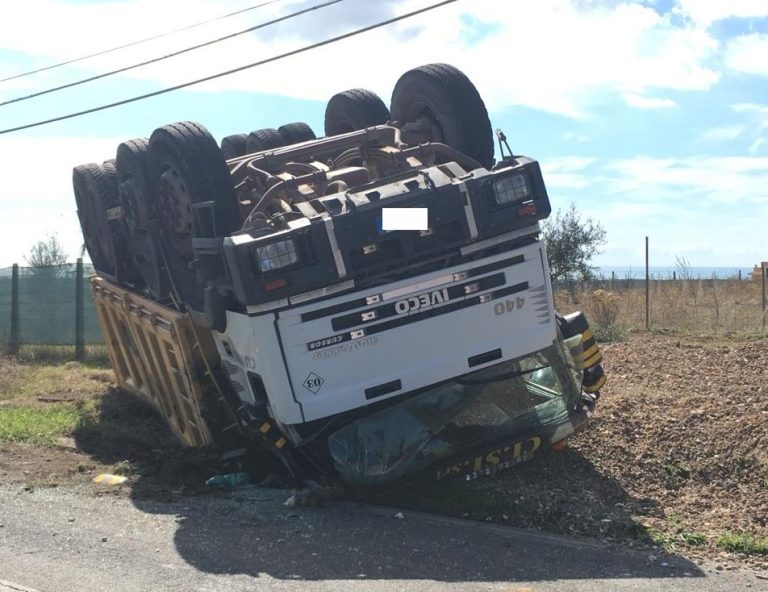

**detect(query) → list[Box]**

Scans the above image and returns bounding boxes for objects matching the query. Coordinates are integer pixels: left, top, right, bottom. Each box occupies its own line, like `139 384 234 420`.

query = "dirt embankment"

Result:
2 335 767 568
391 334 768 568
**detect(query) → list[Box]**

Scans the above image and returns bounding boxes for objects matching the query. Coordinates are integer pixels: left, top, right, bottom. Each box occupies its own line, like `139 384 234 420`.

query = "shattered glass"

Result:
327 339 583 486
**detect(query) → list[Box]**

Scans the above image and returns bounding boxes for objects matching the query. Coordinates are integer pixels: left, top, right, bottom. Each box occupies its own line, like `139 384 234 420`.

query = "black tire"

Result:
148 121 240 312
390 63 494 169
324 89 390 136
116 138 171 299
73 163 112 275
246 128 284 153
101 159 144 285
221 133 248 160
278 122 316 145
73 161 142 283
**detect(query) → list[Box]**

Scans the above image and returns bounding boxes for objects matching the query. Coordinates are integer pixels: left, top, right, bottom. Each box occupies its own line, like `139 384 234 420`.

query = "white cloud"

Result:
674 0 768 28
552 155 768 266
0 135 126 266
731 102 768 122
0 0 722 119
542 157 598 189
601 155 768 203
749 137 766 153
700 125 744 141
729 103 768 153
623 93 677 109
725 33 768 76
562 131 589 143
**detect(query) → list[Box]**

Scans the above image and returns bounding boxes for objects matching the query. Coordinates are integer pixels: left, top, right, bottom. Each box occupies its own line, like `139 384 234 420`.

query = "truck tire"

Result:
73 163 113 276
278 122 316 145
220 133 248 160
148 121 241 312
116 138 171 299
390 63 494 169
324 89 390 136
246 128 283 153
100 159 144 286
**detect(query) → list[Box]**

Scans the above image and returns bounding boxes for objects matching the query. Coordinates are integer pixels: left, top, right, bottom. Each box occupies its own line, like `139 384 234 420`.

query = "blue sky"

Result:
0 0 766 269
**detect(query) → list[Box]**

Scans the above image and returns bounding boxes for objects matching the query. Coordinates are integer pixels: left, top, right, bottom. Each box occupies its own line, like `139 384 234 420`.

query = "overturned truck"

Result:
74 64 606 488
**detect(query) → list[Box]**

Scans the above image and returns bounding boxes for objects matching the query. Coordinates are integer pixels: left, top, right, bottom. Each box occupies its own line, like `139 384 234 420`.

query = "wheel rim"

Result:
405 102 446 143
119 177 143 237
157 165 194 260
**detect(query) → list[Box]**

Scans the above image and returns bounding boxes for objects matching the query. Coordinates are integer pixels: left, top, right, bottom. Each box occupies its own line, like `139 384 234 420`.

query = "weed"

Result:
16 345 111 367
646 527 675 550
111 459 137 476
678 532 706 547
0 404 83 445
662 462 691 489
587 290 627 342
716 532 768 555
0 359 112 401
555 277 764 335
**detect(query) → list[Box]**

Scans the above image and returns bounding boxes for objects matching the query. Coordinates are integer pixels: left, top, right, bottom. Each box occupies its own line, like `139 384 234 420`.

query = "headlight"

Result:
255 239 298 272
492 174 530 205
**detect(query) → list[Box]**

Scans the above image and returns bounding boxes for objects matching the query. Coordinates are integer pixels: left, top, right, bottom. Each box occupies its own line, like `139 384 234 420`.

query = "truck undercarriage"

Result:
76 64 606 488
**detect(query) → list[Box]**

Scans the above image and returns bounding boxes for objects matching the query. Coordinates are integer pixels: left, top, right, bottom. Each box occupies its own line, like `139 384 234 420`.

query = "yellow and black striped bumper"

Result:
561 311 607 395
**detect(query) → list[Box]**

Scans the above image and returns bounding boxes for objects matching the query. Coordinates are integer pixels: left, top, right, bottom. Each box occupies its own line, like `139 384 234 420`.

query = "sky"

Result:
0 0 766 270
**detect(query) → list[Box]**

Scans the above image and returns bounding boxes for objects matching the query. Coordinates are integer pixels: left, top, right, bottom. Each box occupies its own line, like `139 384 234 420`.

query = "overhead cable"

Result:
0 0 287 84
0 0 460 135
0 0 344 107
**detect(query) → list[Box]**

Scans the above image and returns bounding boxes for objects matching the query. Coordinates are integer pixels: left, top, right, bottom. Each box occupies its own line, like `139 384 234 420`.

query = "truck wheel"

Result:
390 63 494 169
220 133 248 160
278 122 316 145
73 163 113 276
324 89 390 136
246 128 284 153
116 138 171 299
100 159 144 286
148 121 241 311
73 161 136 282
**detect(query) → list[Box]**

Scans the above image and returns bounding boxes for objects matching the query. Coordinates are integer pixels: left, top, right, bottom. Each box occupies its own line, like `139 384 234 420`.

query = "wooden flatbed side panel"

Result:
90 277 216 447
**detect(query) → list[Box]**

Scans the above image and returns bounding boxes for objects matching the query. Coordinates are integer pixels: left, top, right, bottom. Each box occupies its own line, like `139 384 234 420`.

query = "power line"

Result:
0 0 460 135
0 0 287 84
0 0 344 107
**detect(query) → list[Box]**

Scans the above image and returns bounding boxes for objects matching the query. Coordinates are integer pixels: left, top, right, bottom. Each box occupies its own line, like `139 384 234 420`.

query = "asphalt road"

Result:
0 485 764 592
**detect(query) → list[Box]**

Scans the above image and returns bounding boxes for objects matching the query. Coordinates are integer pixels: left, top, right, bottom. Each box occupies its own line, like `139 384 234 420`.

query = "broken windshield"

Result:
327 339 582 486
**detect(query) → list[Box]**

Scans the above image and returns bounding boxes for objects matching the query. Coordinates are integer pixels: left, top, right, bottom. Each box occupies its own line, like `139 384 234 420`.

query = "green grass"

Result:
646 526 707 551
0 403 86 444
678 531 707 547
716 532 768 556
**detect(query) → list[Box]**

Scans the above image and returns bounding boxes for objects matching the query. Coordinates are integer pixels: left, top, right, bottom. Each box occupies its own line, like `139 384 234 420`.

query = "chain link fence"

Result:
0 260 104 357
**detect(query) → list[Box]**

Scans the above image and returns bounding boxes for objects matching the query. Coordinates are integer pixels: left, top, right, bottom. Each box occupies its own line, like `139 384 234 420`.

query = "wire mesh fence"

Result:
0 260 104 356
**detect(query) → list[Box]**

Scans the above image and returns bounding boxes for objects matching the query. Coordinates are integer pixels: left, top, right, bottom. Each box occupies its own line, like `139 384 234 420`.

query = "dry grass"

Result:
0 358 113 402
556 279 765 339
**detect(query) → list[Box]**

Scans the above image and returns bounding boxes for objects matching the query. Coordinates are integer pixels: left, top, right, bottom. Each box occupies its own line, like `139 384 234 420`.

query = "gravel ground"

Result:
391 334 768 570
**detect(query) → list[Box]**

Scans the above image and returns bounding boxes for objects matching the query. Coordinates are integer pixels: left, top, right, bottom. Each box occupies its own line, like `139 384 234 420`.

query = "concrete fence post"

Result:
9 263 20 355
75 258 85 361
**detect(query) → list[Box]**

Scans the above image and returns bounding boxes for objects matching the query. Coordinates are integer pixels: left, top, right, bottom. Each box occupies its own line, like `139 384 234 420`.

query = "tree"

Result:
541 203 606 284
24 234 69 269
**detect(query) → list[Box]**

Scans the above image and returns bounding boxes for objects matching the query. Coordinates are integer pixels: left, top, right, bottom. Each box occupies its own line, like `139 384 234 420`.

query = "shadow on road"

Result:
74 389 705 584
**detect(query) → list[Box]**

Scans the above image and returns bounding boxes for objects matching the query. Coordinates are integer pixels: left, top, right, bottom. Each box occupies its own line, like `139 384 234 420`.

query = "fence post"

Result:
762 262 766 332
9 263 20 355
645 237 650 331
75 258 85 361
